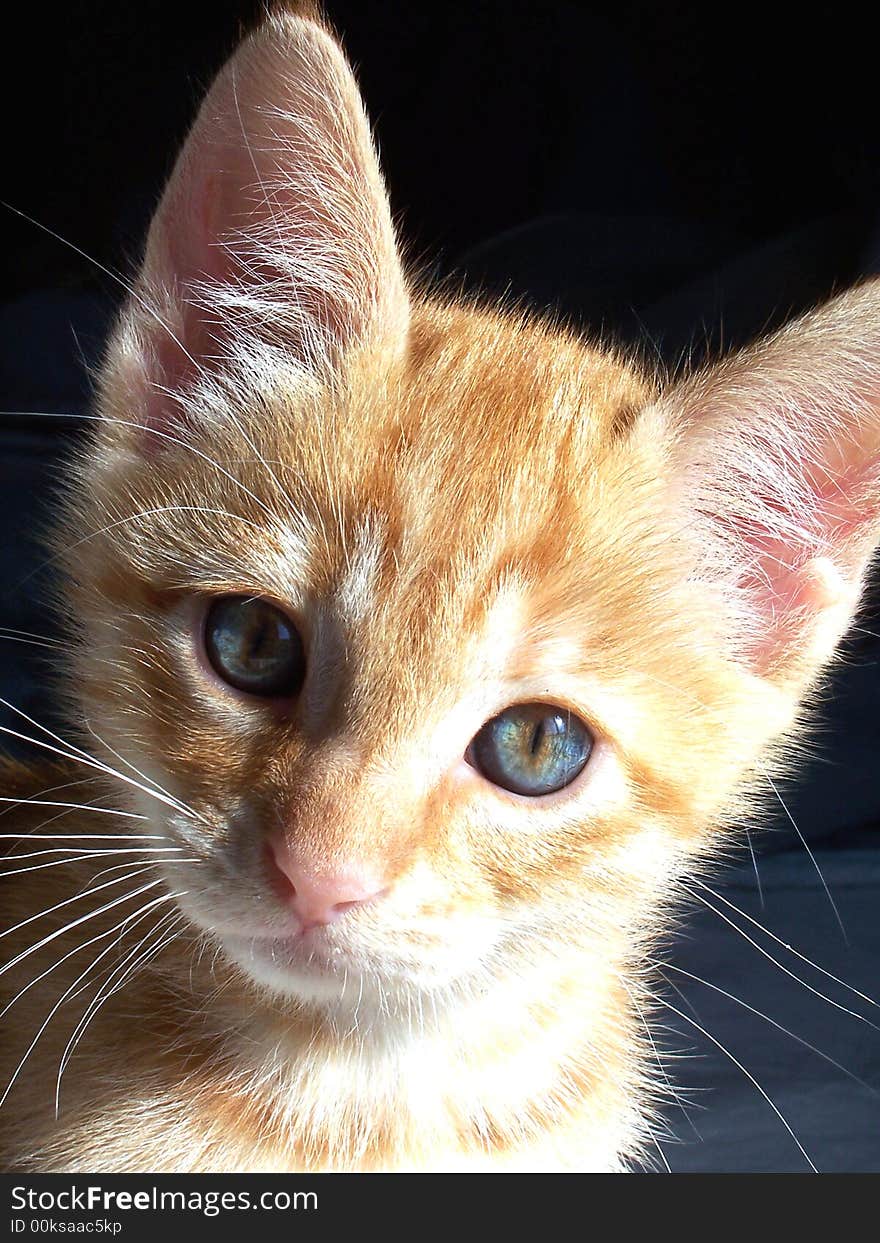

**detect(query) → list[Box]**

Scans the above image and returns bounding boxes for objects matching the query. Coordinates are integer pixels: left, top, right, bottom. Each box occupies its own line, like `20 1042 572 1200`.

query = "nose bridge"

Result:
282 756 402 871
276 581 456 865
343 561 455 741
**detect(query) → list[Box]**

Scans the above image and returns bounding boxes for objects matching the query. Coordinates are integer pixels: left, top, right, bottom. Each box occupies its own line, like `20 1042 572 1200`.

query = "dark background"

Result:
3 0 880 1171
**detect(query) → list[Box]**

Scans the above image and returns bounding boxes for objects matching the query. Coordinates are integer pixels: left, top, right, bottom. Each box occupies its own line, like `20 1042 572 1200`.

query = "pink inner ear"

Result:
133 165 242 447
695 407 880 674
138 318 205 449
139 167 250 444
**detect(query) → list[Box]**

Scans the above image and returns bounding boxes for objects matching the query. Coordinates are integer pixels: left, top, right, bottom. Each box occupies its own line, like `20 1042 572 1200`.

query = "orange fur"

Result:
3 9 880 1172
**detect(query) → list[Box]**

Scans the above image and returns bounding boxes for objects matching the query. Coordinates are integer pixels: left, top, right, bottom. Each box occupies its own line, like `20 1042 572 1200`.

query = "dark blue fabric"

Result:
655 849 880 1172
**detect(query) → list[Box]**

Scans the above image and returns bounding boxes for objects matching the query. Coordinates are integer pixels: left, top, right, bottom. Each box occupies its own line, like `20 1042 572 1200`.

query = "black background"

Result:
6 3 880 307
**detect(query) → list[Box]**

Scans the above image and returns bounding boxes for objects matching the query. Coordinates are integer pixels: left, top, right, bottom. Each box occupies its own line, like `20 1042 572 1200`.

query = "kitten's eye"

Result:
467 703 593 797
203 597 305 697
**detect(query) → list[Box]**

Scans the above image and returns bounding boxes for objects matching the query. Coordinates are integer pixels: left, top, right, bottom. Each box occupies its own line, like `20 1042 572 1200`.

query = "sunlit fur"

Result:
2 5 880 1172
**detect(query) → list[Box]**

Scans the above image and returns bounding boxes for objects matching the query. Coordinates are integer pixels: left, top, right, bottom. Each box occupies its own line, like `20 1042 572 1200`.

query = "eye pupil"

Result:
204 596 305 698
467 703 592 797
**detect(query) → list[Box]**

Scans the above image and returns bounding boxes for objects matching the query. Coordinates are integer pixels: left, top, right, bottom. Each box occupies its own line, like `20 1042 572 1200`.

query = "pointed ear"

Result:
659 280 880 685
117 8 409 425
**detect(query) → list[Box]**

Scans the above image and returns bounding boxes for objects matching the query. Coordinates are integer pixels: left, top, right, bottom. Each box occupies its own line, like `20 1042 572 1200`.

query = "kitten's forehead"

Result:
260 308 647 574
266 304 655 583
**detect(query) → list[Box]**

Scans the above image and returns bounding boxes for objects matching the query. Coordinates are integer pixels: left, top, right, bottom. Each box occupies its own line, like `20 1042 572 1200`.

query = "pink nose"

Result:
265 836 387 930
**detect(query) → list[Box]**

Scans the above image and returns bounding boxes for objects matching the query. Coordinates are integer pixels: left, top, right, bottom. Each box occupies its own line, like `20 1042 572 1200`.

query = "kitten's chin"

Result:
217 926 472 1014
220 930 354 1003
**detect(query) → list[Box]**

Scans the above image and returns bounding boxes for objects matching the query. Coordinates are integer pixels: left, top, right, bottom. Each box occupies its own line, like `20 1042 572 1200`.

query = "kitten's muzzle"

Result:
265 834 389 932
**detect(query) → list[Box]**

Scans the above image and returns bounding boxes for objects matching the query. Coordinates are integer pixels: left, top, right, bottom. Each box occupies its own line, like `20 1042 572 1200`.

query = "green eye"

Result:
467 703 593 797
203 596 305 697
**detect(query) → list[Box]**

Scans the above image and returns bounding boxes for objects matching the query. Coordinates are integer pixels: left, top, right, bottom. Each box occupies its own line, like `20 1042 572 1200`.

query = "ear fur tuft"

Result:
660 279 880 683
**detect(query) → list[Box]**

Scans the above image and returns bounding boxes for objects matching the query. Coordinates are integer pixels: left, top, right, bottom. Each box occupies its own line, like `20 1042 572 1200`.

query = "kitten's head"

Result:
61 9 880 1022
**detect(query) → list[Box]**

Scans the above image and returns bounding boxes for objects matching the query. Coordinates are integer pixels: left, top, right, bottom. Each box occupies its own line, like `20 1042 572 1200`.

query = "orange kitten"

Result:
2 6 880 1172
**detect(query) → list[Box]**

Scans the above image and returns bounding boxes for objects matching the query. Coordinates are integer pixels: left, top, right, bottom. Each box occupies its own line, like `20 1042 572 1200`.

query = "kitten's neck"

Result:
190 939 651 1171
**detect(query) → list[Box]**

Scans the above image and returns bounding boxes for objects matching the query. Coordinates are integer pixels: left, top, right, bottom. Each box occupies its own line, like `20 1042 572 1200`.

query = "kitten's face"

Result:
61 11 880 1035
68 308 722 1012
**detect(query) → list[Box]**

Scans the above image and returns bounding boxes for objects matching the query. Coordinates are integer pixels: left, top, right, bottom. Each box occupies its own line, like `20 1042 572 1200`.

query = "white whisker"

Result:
0 872 164 973
3 410 281 524
0 625 64 645
56 908 188 1109
0 834 169 841
0 891 182 1020
694 880 880 1011
0 723 202 824
80 718 205 826
77 857 199 891
0 798 147 819
0 846 181 861
50 508 264 575
0 777 100 822
0 893 180 1111
661 996 818 1172
684 885 880 1033
0 849 184 879
660 961 876 1093
744 830 764 909
762 770 848 943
